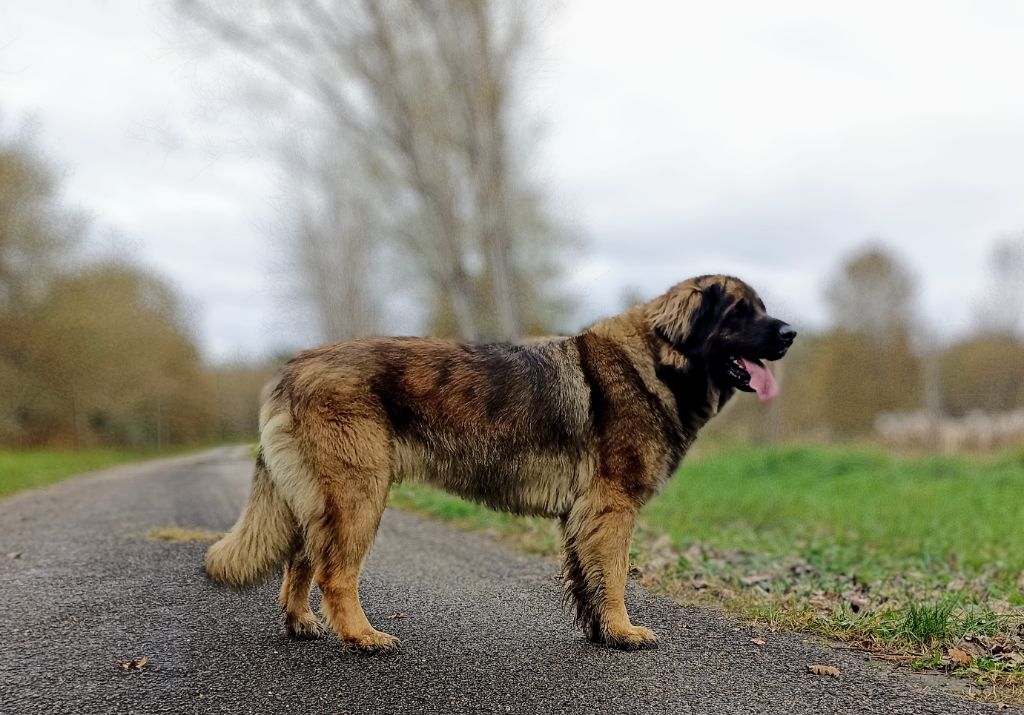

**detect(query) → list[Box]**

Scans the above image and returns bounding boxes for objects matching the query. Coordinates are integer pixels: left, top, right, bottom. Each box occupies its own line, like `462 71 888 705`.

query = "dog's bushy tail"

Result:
205 451 295 587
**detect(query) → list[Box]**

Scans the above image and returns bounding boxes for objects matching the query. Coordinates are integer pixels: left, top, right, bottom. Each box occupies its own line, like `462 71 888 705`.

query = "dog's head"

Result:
646 275 796 401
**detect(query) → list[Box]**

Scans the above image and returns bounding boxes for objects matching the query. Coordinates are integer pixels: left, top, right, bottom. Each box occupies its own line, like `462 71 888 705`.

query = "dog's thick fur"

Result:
206 274 795 652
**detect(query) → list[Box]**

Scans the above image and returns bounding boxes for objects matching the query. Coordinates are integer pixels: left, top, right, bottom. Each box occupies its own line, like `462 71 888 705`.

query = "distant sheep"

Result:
875 409 1024 453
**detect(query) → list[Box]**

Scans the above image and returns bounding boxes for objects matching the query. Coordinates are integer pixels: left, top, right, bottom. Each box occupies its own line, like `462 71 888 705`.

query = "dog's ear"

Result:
648 282 728 351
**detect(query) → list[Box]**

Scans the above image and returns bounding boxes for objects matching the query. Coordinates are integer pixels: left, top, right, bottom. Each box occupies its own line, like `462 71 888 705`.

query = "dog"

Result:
205 274 796 652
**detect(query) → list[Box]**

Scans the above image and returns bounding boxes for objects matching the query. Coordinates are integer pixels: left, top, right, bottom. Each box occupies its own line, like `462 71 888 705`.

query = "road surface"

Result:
0 446 1002 714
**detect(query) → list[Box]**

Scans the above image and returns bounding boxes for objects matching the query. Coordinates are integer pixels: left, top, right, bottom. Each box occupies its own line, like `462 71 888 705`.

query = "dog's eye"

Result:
730 303 752 321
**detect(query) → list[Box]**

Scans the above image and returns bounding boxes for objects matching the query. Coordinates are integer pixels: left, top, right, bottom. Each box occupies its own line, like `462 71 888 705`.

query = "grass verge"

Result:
0 445 213 498
390 443 1024 705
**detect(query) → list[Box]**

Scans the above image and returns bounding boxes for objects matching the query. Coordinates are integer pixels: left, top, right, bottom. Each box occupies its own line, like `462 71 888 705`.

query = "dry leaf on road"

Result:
946 648 972 667
389 612 409 619
750 637 766 647
807 664 840 678
116 655 149 670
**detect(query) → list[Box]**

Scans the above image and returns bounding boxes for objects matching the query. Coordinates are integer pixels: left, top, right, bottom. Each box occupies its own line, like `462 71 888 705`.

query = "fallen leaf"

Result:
750 637 766 647
388 612 408 620
6 552 21 559
807 664 840 678
116 655 149 670
956 638 988 659
740 573 773 586
947 648 972 667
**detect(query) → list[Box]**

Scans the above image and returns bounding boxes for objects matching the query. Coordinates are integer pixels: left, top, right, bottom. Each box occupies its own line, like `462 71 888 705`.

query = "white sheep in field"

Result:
875 409 1024 453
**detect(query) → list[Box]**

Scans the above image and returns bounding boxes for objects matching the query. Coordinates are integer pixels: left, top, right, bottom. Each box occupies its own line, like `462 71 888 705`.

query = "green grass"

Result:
0 447 185 498
390 481 561 555
390 443 1024 700
394 444 1024 589
643 444 1024 589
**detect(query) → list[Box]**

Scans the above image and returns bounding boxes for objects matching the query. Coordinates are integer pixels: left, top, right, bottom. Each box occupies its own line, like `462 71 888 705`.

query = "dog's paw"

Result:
343 629 403 655
595 624 659 651
284 612 326 640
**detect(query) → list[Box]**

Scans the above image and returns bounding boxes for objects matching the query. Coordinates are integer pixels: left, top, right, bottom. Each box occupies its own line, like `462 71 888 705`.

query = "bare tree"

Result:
975 235 1024 337
177 0 565 341
814 244 924 434
0 127 81 315
825 244 918 343
280 141 382 341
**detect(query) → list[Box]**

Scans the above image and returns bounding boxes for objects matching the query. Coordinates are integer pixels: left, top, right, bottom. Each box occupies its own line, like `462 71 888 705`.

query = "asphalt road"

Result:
0 446 1005 714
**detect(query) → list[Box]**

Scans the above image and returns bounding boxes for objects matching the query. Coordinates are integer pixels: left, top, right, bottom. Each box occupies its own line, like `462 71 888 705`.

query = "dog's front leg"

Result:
561 490 657 650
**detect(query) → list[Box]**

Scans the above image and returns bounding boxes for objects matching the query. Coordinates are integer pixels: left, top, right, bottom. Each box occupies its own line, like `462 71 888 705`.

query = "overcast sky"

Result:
4 1 1024 360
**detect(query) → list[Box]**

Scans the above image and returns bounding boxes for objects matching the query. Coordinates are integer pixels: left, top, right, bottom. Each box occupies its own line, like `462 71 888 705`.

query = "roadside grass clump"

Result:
147 526 223 544
886 599 961 647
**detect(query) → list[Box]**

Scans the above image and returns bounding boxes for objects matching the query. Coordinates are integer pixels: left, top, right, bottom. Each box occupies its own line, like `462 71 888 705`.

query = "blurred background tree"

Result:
19 264 216 447
806 246 923 435
0 130 80 315
940 236 1024 417
177 0 575 343
0 129 225 448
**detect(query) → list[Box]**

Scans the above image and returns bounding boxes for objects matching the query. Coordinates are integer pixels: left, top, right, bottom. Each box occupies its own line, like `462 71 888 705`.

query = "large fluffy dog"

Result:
206 274 796 652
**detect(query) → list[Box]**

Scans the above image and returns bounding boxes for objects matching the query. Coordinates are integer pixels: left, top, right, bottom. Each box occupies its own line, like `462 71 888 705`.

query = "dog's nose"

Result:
778 323 797 342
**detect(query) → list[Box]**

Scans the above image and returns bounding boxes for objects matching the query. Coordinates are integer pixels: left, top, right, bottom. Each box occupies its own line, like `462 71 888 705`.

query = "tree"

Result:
0 127 218 448
0 128 85 313
809 245 923 435
937 236 1024 416
975 236 1024 338
17 263 215 446
824 244 917 343
0 130 83 442
280 141 384 341
177 0 572 341
939 336 1024 416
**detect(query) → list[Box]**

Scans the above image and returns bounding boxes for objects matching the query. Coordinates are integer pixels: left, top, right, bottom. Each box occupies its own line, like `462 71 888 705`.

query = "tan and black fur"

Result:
206 274 796 652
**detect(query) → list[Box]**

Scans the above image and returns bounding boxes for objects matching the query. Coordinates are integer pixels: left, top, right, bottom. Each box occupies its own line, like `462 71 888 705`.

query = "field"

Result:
392 443 1024 702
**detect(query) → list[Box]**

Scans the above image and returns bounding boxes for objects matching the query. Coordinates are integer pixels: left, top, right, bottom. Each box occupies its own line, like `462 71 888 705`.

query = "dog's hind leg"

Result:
302 420 399 654
561 488 657 650
279 540 324 639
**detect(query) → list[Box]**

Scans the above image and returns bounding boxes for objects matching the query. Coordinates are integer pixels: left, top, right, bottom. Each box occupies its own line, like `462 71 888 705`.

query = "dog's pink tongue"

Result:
740 359 779 401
